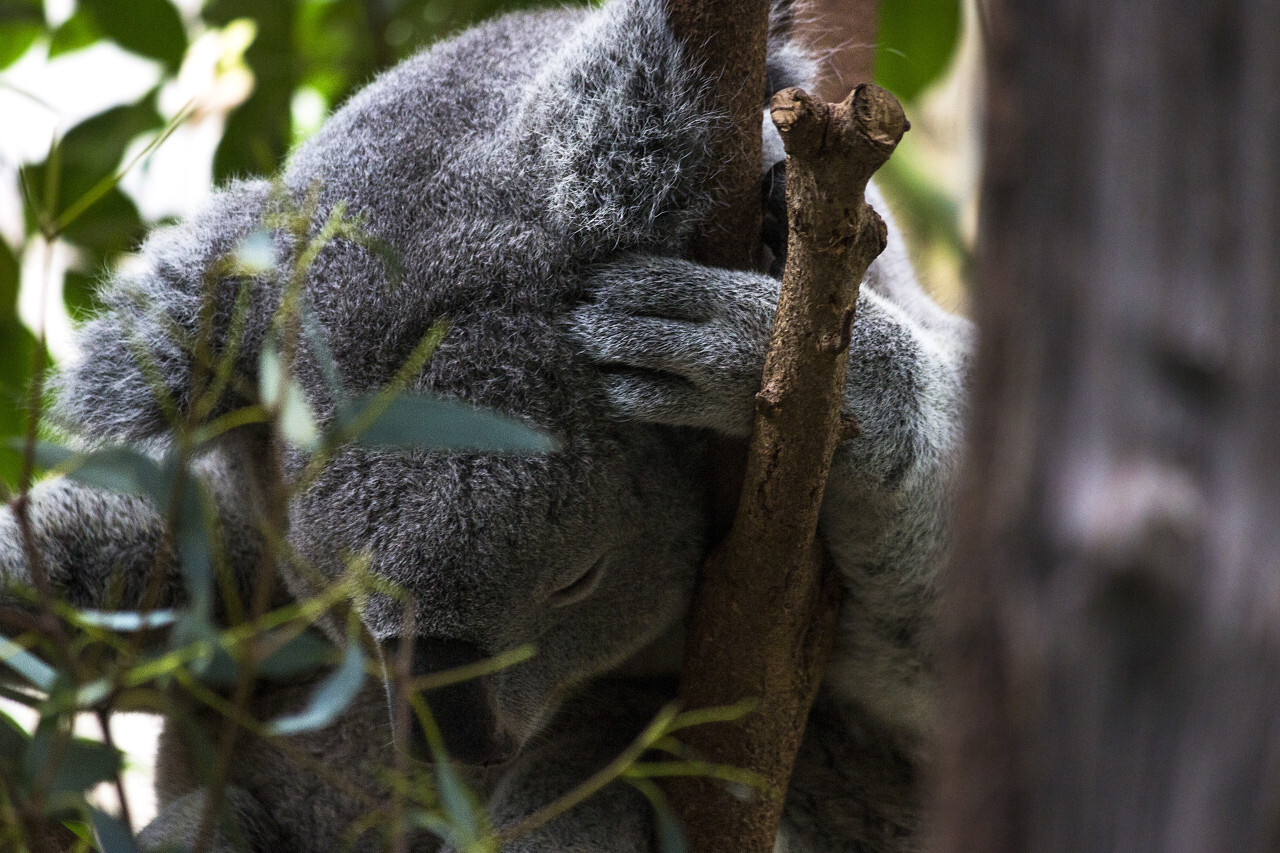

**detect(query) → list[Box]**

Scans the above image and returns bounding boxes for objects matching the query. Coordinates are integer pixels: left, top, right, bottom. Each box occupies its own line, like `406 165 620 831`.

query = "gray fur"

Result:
0 0 970 849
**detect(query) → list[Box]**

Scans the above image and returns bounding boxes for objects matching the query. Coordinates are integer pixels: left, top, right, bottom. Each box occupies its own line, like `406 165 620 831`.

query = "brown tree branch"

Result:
669 84 906 853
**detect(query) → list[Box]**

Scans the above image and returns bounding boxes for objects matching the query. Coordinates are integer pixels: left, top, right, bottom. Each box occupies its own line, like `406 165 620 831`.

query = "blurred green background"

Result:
0 0 972 489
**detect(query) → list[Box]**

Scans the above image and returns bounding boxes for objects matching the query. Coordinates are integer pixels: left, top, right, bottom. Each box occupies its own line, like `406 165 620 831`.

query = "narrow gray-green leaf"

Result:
73 609 180 631
0 635 56 691
265 640 365 736
91 806 140 853
352 395 558 453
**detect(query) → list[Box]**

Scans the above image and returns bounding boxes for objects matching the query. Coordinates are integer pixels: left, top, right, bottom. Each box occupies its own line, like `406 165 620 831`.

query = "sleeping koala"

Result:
0 0 969 849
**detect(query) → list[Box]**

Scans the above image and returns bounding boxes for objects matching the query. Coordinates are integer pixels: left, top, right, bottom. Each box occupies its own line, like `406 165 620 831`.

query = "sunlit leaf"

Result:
91 807 140 853
350 395 558 453
23 98 163 215
260 344 321 450
80 0 187 70
0 0 42 69
0 708 32 756
73 609 180 632
265 639 365 735
48 10 103 58
875 0 962 102
0 635 57 691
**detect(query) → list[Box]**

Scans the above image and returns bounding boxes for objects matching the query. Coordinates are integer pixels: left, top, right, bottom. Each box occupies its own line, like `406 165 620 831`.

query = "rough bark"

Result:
670 85 906 853
933 2 1280 852
665 0 771 271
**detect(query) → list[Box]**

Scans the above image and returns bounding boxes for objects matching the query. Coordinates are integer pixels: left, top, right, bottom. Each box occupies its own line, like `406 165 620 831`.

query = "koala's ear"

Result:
53 179 281 444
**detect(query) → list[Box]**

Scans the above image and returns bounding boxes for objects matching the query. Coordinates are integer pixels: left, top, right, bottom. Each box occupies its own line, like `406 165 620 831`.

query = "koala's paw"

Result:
567 256 779 436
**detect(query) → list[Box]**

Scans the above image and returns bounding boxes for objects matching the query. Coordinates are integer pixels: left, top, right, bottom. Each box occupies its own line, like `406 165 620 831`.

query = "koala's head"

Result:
281 301 706 764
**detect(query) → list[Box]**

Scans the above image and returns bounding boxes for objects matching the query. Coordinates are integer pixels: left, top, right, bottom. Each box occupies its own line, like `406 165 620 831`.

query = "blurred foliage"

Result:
0 0 966 847
875 0 962 102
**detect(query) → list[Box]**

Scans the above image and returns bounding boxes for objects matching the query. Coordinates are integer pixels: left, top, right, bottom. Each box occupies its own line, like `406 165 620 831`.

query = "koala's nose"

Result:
402 636 517 767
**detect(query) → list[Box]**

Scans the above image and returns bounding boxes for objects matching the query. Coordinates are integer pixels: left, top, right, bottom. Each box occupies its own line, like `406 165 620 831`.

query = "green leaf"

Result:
63 268 103 319
24 442 215 610
25 98 163 210
80 0 187 70
90 807 140 853
256 630 336 680
197 630 336 686
875 0 962 102
25 720 123 796
59 185 146 264
0 318 37 490
0 0 42 69
350 395 558 454
48 10 103 58
265 639 365 735
25 442 171 507
0 635 57 691
0 708 32 756
629 778 688 853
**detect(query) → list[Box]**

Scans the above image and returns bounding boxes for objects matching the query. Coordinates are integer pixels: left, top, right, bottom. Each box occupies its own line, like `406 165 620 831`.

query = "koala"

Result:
0 0 970 850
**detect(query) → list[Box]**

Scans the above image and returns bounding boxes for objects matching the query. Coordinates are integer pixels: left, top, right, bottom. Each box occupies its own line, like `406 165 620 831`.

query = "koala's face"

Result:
285 416 705 765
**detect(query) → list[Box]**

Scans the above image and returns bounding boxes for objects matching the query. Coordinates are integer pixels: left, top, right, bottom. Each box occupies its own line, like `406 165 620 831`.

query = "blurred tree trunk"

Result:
797 0 879 101
934 2 1280 852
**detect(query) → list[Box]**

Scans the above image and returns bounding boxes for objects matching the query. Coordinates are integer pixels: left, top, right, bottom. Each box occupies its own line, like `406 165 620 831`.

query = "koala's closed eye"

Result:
548 555 607 607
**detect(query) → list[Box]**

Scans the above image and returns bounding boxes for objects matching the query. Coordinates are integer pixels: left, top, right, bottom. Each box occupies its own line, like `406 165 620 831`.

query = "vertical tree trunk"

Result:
934 3 1280 852
800 0 880 102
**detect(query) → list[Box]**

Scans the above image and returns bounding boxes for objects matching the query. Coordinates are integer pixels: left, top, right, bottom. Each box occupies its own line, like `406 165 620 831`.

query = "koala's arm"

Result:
0 478 179 612
0 464 264 618
568 201 971 741
52 179 278 445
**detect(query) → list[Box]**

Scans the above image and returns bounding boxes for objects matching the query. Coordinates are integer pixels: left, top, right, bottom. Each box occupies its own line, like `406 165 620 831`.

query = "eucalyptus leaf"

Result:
0 0 42 69
260 344 321 450
0 708 31 757
433 757 483 848
25 442 172 508
629 778 688 853
25 720 123 796
0 635 56 691
73 609 180 632
48 10 103 58
91 806 140 853
265 639 365 736
80 0 187 70
198 630 336 686
351 394 558 453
